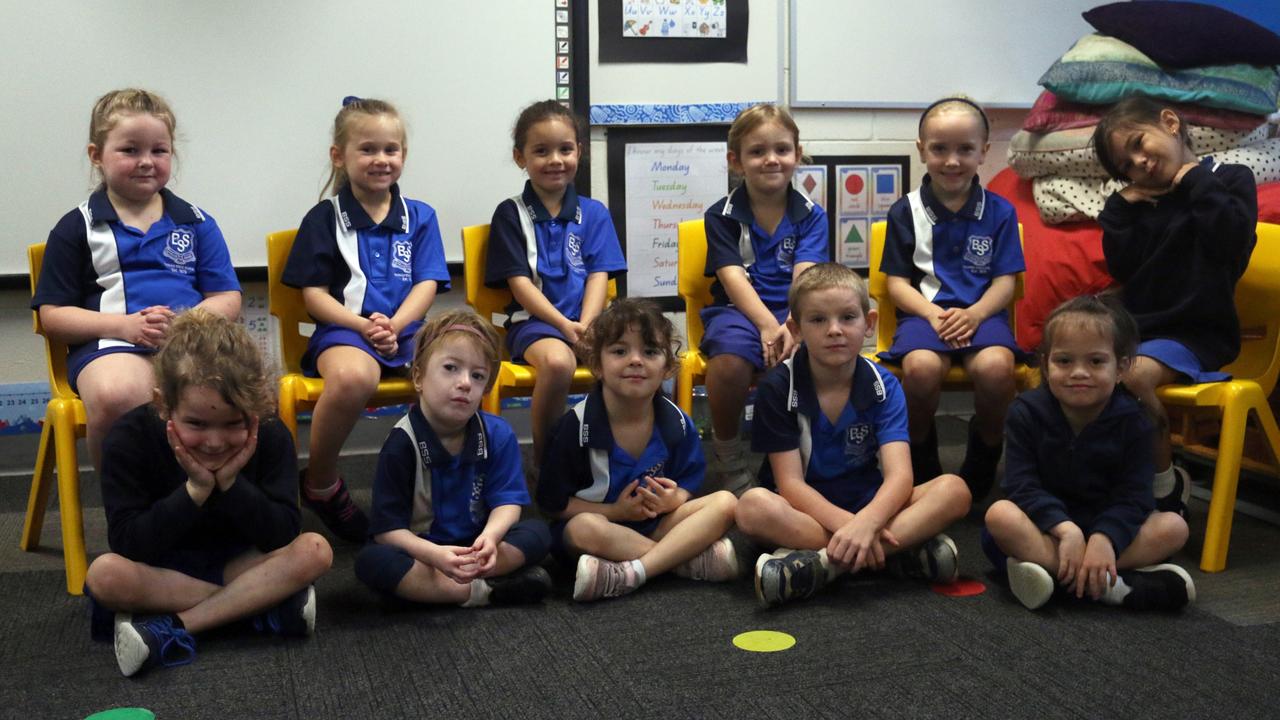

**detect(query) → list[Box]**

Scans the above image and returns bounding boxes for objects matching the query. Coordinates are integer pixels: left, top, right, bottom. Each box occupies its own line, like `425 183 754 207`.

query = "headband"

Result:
918 96 989 137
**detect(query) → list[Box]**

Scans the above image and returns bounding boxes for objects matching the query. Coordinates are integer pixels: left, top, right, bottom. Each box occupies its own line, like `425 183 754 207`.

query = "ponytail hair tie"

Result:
342 95 362 107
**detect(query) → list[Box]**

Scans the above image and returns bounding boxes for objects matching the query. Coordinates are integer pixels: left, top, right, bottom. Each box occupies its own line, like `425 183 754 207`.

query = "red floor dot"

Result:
932 577 986 597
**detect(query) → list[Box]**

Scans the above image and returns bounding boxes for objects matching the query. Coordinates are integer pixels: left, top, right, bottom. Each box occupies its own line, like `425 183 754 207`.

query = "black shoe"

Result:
959 421 1002 501
1117 564 1196 611
252 585 316 637
301 472 369 543
487 566 553 605
910 422 944 484
888 534 959 583
1155 465 1192 519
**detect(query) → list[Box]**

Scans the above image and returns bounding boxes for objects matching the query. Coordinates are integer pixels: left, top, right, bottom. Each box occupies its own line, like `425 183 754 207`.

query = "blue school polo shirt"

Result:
752 347 910 512
282 183 450 317
485 181 626 326
368 406 530 545
880 175 1023 313
703 185 829 310
536 386 706 528
32 189 240 352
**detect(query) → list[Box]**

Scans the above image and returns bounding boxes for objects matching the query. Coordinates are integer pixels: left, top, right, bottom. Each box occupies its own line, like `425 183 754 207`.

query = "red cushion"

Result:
988 168 1111 352
990 169 1280 352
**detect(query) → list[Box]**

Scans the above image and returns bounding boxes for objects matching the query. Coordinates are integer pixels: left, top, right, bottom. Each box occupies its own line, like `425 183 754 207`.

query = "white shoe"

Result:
1006 559 1054 610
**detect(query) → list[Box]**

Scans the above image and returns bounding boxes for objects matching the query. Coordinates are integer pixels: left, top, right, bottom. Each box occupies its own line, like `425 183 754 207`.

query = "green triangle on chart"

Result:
845 224 864 245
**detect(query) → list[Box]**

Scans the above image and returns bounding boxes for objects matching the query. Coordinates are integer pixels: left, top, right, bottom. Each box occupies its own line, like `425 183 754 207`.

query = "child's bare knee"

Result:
564 512 609 548
290 532 334 580
734 488 777 534
983 499 1022 534
85 553 139 605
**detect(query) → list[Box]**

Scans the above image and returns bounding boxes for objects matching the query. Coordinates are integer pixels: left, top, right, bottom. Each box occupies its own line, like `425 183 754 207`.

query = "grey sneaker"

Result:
573 555 643 602
1006 559 1055 610
674 537 741 581
888 534 959 583
754 549 826 608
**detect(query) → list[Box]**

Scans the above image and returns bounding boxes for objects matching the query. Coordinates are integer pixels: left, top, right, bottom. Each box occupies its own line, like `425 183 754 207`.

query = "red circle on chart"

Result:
845 174 865 195
932 578 986 597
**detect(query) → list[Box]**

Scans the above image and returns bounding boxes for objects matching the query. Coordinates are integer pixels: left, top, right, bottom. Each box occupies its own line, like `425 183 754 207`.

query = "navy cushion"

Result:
1083 1 1280 69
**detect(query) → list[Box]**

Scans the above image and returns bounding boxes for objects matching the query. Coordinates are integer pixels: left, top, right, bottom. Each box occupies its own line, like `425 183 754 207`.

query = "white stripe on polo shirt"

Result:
80 202 132 350
906 190 941 302
572 398 612 502
331 196 369 315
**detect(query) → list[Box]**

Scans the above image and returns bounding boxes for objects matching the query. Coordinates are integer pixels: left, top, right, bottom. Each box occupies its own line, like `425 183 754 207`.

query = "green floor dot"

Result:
84 709 155 720
733 630 796 652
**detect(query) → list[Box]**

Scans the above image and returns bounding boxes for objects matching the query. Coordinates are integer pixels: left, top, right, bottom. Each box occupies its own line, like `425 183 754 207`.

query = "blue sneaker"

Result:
114 614 196 677
252 585 316 637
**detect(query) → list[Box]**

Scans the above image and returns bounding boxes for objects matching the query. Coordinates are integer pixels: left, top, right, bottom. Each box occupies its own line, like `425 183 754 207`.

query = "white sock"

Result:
461 578 492 608
1152 466 1176 498
304 480 339 500
816 549 842 580
629 559 648 585
1100 572 1132 606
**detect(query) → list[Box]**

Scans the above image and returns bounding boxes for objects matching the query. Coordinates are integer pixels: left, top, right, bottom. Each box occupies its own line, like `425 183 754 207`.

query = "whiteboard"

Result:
1 0 555 275
790 0 1097 109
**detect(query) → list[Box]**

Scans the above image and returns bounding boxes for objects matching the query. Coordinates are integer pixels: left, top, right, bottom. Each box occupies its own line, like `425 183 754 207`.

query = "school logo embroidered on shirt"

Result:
963 235 994 275
566 232 585 270
844 423 873 460
777 235 796 271
391 238 413 278
163 229 196 273
417 440 432 466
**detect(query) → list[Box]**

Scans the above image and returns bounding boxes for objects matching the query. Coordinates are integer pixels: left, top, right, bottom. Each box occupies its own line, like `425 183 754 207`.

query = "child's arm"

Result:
38 304 171 347
388 280 439 334
508 276 584 342
935 274 1017 346
770 450 856 531
578 271 610 329
823 440 913 571
556 481 657 522
717 266 793 365
1180 163 1258 268
374 528 481 584
469 503 521 576
195 290 242 321
100 413 207 563
205 418 305 551
637 408 708 516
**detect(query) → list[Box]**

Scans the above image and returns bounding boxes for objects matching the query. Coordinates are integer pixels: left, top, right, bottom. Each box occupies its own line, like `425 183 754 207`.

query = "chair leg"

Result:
1198 386 1265 573
676 365 693 416
19 413 55 551
279 377 299 441
50 400 86 595
482 384 502 415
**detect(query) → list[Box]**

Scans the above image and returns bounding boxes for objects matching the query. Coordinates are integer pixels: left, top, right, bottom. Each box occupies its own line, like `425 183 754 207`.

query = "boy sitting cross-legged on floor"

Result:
734 262 972 607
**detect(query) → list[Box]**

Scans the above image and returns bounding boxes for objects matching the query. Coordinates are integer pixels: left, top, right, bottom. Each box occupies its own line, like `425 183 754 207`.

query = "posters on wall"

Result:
623 141 727 298
796 159 906 269
622 0 728 38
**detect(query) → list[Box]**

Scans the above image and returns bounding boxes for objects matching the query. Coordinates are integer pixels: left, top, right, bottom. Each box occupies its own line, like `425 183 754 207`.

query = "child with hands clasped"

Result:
735 263 972 608
84 309 333 677
33 89 242 472
538 299 740 602
879 96 1024 500
485 100 626 465
1092 95 1258 515
701 104 829 495
283 97 450 542
984 296 1194 611
354 310 553 607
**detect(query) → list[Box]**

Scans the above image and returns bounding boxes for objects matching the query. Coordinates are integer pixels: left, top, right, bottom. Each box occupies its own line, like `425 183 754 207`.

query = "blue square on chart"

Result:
876 174 896 194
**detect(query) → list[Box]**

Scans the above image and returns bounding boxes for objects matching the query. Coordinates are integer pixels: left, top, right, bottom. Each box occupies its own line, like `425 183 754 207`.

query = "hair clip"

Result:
342 95 362 107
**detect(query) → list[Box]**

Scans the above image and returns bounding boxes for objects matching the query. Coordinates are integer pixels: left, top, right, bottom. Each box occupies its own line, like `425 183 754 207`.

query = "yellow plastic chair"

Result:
1159 222 1280 572
266 230 418 439
460 224 606 415
674 219 713 415
21 243 90 595
868 220 1036 389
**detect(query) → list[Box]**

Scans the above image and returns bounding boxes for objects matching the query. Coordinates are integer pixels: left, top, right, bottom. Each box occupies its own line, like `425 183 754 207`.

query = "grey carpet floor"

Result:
5 415 1280 719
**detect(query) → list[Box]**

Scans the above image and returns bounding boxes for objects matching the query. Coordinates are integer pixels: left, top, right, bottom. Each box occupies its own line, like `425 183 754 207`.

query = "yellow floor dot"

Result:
732 630 796 652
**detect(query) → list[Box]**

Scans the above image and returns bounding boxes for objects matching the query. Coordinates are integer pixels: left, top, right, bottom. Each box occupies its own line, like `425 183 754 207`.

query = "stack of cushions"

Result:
1009 2 1280 224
